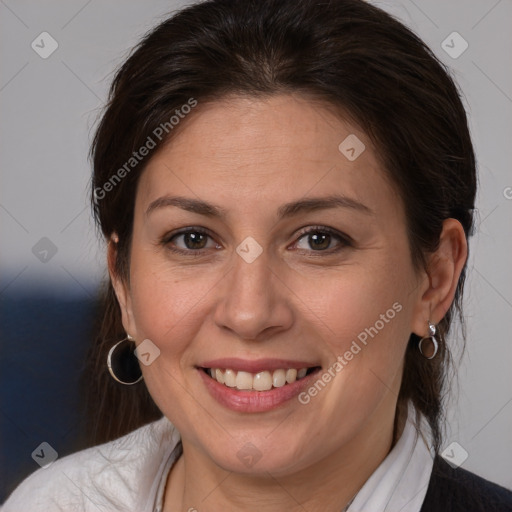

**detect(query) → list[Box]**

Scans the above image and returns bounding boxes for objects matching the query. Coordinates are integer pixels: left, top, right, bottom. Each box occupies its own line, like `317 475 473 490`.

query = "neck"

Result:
164 400 404 512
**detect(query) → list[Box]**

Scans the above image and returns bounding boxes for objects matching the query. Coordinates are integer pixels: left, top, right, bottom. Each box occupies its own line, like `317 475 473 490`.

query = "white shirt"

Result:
1 403 434 512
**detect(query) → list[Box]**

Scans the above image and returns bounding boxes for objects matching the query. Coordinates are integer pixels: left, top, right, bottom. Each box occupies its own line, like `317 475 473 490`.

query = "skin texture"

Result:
109 94 467 511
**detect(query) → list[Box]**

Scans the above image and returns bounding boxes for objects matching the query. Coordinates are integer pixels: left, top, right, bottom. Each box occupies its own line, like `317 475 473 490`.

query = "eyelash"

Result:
161 225 353 258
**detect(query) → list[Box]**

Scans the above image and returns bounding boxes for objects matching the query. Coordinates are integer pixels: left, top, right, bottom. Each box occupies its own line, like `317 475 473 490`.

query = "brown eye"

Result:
294 227 351 253
306 232 331 250
163 228 219 255
179 231 209 250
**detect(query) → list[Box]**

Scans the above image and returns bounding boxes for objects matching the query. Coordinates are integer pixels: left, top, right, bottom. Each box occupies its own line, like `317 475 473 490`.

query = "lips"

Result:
197 358 322 412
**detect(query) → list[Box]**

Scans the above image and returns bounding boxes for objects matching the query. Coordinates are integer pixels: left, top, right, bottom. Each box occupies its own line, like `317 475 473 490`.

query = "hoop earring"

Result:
107 334 143 385
418 321 439 360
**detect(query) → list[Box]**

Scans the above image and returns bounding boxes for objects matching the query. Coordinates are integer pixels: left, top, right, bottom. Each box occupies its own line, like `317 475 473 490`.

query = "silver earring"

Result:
107 334 143 385
418 321 439 359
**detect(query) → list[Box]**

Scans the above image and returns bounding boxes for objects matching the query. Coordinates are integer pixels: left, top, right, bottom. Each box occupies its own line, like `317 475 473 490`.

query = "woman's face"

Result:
114 94 428 475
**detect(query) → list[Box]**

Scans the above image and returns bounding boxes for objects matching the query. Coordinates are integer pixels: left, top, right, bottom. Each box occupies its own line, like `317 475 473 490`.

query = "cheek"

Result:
126 253 210 424
128 249 216 345
294 276 411 429
297 258 415 381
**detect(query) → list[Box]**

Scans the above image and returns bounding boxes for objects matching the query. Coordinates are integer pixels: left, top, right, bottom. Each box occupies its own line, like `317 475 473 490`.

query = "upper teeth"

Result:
208 368 309 391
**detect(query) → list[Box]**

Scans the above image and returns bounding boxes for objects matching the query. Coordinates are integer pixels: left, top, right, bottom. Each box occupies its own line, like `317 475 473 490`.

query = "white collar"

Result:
347 402 434 512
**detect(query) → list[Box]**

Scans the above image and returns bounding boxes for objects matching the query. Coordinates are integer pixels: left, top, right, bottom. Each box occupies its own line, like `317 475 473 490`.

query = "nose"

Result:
213 246 294 341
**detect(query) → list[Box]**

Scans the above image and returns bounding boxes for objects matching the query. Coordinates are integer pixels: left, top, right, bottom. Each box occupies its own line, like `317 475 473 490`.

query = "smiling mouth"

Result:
201 366 321 392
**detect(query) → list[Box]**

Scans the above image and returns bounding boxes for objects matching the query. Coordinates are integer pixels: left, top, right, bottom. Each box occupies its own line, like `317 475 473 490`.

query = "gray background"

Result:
1 0 511 489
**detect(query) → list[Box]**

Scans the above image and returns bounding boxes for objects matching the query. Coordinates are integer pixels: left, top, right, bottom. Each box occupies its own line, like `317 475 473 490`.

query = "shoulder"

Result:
1 416 180 512
421 455 512 512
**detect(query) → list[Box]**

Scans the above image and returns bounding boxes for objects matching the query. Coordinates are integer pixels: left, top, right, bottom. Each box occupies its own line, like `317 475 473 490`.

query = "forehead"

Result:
136 94 400 221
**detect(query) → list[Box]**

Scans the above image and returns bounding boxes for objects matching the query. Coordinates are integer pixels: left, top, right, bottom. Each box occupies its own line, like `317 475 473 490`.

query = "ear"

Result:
108 233 138 338
411 218 468 337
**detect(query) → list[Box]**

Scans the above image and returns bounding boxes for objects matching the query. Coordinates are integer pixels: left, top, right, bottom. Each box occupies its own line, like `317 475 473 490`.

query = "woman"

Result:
3 0 511 511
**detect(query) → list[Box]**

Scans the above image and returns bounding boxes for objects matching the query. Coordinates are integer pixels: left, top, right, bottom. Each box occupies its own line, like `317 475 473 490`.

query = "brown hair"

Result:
84 0 476 453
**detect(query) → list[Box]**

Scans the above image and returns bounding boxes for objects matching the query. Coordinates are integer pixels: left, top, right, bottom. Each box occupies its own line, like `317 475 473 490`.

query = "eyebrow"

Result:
145 194 373 219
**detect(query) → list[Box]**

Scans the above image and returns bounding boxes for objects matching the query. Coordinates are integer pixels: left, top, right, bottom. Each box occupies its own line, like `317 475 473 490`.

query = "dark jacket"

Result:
420 456 512 512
